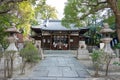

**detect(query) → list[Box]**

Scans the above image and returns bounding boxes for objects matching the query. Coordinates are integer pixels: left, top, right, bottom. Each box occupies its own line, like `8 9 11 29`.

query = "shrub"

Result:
20 42 40 63
91 49 104 77
20 42 40 73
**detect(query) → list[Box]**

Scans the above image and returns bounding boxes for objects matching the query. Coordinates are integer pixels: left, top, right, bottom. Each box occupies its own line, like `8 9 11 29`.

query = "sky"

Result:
46 0 67 20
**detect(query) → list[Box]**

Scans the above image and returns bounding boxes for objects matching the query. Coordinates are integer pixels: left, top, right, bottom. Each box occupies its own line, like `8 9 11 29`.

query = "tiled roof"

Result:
32 20 82 31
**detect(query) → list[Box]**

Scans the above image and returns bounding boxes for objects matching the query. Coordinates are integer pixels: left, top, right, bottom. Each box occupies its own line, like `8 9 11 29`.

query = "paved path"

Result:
44 50 76 57
13 56 92 80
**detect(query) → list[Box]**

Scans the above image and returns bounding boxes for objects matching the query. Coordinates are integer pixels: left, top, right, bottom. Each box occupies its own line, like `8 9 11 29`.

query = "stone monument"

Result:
77 41 90 59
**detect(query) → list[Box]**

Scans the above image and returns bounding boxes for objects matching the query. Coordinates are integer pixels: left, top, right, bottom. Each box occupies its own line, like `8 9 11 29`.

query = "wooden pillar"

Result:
68 33 70 50
41 31 43 49
42 36 44 50
50 33 52 50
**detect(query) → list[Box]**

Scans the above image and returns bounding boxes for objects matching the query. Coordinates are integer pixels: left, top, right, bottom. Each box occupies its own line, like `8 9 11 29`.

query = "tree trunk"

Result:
94 64 99 77
21 61 26 74
4 60 7 78
105 58 112 76
10 58 13 78
7 60 10 78
115 16 120 42
107 0 120 42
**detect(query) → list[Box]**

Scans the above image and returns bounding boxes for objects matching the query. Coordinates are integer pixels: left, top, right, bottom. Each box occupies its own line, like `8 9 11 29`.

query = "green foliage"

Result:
91 49 105 77
0 0 36 45
16 1 36 37
35 1 58 19
0 0 57 44
20 42 40 63
62 0 113 28
62 0 81 27
0 14 15 48
117 0 120 11
114 43 120 49
104 16 115 27
91 49 104 64
113 61 120 66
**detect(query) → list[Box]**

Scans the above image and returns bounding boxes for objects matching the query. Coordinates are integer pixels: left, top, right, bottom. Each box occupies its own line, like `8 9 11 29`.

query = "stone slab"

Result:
63 70 78 77
48 70 62 77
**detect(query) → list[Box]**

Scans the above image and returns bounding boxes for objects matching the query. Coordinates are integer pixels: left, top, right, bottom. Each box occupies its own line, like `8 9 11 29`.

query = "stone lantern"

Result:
5 23 22 68
6 24 19 51
100 23 115 55
100 23 116 73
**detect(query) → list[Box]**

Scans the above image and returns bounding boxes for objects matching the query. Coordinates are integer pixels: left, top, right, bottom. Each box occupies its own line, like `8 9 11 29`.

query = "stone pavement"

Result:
12 50 110 80
13 56 93 80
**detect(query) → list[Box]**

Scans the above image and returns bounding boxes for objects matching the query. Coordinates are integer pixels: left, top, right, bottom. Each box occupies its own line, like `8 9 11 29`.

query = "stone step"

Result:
44 50 77 57
44 50 76 54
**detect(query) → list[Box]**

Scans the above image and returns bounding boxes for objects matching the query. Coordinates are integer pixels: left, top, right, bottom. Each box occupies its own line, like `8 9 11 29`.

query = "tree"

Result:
15 1 36 37
0 0 57 39
63 0 120 42
35 1 58 20
0 0 36 46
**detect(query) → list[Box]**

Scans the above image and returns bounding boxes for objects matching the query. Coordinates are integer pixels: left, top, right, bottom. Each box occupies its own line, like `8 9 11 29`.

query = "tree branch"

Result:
0 0 27 6
0 9 11 14
79 5 109 20
85 0 107 7
6 0 27 4
0 0 26 14
97 0 107 5
107 0 120 13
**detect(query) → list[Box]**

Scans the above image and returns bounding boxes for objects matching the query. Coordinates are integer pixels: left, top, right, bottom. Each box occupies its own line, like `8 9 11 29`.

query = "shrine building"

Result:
31 20 89 50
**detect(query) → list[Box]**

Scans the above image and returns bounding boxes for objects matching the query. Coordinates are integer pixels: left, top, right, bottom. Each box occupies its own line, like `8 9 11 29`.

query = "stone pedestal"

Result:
77 41 90 59
77 49 90 59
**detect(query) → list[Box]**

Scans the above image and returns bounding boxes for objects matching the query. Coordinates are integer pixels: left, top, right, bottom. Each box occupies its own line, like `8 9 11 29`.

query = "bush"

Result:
20 42 40 74
20 42 40 63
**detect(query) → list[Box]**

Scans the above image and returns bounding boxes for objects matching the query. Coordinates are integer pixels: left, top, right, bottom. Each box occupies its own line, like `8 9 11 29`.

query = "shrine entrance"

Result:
52 35 68 50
